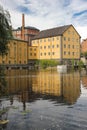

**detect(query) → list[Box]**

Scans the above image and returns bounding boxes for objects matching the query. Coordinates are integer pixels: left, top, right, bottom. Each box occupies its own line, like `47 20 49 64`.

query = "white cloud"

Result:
0 0 87 40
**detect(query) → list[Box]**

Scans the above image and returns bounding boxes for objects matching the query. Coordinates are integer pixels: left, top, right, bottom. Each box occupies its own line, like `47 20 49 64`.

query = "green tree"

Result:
0 5 12 55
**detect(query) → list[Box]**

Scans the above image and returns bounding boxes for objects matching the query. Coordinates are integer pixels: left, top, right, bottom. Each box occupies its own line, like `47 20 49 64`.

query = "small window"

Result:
68 45 70 48
68 38 70 41
57 44 59 48
57 37 59 40
72 45 74 49
64 44 66 48
52 52 55 55
53 37 54 41
44 53 46 55
72 52 74 55
44 39 46 42
48 45 50 48
48 52 50 55
48 38 50 41
44 46 46 49
68 52 70 55
34 53 36 56
40 53 42 56
30 48 32 51
30 53 32 56
64 51 66 55
52 45 54 48
64 37 66 41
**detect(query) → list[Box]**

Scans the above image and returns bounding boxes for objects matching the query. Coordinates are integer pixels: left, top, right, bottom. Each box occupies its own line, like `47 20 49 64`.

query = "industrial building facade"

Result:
31 24 81 65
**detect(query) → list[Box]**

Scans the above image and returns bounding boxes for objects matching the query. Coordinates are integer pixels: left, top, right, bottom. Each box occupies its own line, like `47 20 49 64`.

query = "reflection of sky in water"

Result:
0 70 87 130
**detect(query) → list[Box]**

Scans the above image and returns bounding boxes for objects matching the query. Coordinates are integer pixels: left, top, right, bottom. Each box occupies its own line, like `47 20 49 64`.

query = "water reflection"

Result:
6 70 80 106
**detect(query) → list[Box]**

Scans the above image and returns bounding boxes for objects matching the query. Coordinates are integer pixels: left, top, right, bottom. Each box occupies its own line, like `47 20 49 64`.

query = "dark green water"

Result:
0 69 87 130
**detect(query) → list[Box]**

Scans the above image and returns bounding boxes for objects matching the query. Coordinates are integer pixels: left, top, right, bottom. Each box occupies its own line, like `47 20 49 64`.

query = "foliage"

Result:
0 5 12 55
78 60 84 69
0 66 7 97
83 52 87 58
35 60 59 69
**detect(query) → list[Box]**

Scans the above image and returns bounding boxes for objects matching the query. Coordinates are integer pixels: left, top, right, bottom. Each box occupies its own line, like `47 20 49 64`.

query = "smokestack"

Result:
22 13 25 40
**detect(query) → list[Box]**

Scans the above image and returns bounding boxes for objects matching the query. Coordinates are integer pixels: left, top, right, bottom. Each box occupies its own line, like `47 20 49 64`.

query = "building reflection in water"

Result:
81 75 87 89
6 70 81 108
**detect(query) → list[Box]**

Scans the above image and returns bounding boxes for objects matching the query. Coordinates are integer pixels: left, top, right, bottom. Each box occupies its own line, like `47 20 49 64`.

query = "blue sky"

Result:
0 0 87 40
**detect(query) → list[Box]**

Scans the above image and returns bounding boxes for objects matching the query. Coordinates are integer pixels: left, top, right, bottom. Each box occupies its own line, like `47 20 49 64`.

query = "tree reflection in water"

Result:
0 66 8 129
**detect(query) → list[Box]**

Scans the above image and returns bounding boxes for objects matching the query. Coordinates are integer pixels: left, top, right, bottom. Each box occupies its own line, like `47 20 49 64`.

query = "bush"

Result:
78 60 84 69
35 60 59 69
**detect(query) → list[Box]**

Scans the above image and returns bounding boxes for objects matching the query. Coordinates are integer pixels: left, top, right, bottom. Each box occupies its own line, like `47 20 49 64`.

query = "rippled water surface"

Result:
0 70 87 130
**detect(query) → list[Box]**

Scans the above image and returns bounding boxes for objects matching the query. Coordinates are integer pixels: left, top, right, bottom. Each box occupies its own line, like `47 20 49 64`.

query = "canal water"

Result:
0 69 87 130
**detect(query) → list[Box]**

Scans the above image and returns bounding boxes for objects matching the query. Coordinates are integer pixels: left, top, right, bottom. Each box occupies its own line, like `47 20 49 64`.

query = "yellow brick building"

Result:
31 24 81 65
0 39 28 65
0 24 81 66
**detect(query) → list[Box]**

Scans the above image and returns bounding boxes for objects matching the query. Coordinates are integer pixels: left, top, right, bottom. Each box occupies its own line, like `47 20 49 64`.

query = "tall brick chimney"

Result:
22 13 25 40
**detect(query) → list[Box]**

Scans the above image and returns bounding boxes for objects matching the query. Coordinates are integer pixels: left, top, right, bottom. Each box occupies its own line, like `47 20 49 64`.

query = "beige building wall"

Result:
28 46 39 60
0 39 28 65
62 26 80 60
32 36 61 60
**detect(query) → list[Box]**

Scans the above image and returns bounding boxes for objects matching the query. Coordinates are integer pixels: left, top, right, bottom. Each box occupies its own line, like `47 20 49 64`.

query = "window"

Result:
48 52 50 55
48 38 50 41
52 37 54 41
64 37 66 41
9 61 11 64
72 45 74 49
68 52 70 55
68 45 70 48
44 46 46 49
72 52 74 55
44 39 46 42
52 45 54 48
40 39 42 42
30 53 32 56
44 53 46 55
64 44 66 48
57 37 59 40
40 53 42 56
2 61 5 64
64 51 66 55
68 30 70 34
30 48 32 51
52 52 55 55
34 48 36 51
57 44 59 48
68 38 70 41
48 45 50 48
24 61 26 64
14 60 16 64
40 46 42 49
34 53 36 56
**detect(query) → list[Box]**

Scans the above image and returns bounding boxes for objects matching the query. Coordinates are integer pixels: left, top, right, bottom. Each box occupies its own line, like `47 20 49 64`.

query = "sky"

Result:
0 0 87 41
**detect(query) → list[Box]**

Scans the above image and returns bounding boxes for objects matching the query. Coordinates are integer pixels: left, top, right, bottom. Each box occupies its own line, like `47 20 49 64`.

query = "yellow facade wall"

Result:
32 36 61 60
62 26 80 60
28 46 39 60
0 39 28 65
31 25 80 62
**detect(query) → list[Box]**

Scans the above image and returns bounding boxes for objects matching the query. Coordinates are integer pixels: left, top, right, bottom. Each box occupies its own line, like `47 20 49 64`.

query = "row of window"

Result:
40 44 59 49
32 37 59 44
2 60 27 64
64 37 79 42
30 53 36 56
29 48 36 51
64 44 79 49
64 51 79 55
40 52 55 56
